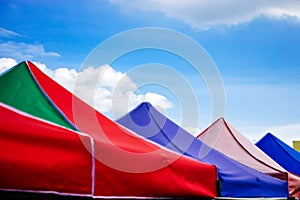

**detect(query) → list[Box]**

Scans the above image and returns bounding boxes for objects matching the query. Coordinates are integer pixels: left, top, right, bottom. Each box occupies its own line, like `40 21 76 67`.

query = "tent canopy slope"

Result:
0 62 75 130
0 102 93 195
117 102 289 198
197 118 300 198
256 133 300 177
0 61 217 198
197 118 286 178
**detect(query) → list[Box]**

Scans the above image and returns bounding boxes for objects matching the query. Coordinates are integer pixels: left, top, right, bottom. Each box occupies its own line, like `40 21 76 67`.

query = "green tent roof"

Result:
0 62 75 130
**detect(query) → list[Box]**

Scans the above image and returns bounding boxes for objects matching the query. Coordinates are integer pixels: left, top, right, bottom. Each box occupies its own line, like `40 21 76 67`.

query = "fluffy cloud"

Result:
0 58 173 117
72 65 173 117
0 41 60 60
130 92 173 109
0 58 17 73
109 0 300 29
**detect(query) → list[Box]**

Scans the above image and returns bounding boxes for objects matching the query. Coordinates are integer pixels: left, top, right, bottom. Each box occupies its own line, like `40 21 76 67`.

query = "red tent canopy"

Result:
0 61 217 198
0 103 93 196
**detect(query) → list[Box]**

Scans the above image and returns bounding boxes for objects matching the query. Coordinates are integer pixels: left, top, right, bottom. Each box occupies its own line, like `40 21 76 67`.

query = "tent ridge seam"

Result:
25 61 79 131
147 104 189 155
223 120 286 176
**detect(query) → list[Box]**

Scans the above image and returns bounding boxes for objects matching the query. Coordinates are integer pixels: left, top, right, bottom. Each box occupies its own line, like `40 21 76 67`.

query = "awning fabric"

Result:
197 118 300 198
0 103 93 196
116 102 289 198
0 61 217 198
256 133 300 177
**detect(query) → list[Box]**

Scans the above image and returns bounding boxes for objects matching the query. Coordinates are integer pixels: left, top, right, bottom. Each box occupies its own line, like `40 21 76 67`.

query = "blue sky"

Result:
1 0 300 145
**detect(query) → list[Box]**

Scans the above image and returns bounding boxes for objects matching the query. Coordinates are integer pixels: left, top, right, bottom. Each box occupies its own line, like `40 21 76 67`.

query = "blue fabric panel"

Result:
256 133 300 176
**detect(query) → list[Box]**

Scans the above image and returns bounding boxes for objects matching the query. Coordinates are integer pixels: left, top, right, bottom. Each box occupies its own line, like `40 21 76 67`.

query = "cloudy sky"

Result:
1 0 300 145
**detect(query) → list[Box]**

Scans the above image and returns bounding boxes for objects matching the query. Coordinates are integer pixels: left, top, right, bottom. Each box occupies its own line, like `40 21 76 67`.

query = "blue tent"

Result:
117 102 289 198
256 133 300 177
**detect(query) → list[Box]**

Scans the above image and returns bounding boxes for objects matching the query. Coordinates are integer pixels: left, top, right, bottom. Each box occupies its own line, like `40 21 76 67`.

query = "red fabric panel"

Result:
93 145 217 197
92 136 217 197
27 61 160 152
27 61 217 197
0 103 92 195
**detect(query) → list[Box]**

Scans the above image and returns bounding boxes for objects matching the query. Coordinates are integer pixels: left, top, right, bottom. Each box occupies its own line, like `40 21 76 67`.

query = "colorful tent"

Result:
197 118 300 198
116 102 289 198
0 61 217 198
256 133 300 177
0 103 94 196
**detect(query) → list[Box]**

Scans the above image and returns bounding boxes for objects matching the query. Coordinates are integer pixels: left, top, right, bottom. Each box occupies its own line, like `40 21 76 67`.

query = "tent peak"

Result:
259 133 275 141
217 117 226 122
135 102 156 112
266 132 273 136
140 102 153 107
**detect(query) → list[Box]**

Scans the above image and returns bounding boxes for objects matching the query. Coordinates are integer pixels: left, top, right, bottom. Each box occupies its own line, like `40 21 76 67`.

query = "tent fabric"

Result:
256 133 300 177
116 102 289 198
0 61 217 198
0 103 94 196
0 62 75 130
197 118 300 198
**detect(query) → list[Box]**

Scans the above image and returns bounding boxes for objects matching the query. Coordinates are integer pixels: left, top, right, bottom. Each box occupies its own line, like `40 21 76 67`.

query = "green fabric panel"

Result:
0 62 75 130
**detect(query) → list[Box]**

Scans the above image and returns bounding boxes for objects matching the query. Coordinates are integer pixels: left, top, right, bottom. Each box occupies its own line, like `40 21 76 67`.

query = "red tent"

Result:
0 61 217 198
0 103 93 196
197 118 300 198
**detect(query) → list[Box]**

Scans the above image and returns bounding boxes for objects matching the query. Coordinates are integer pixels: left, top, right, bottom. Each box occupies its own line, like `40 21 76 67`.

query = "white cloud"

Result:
1 58 173 117
0 41 60 60
0 27 22 38
129 92 173 110
0 58 18 73
109 0 300 29
32 60 173 117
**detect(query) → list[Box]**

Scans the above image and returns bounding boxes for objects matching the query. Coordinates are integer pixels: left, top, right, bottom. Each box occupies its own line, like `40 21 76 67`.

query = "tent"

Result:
0 61 217 198
0 102 216 198
197 118 300 198
116 102 289 198
0 103 94 196
256 133 300 177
